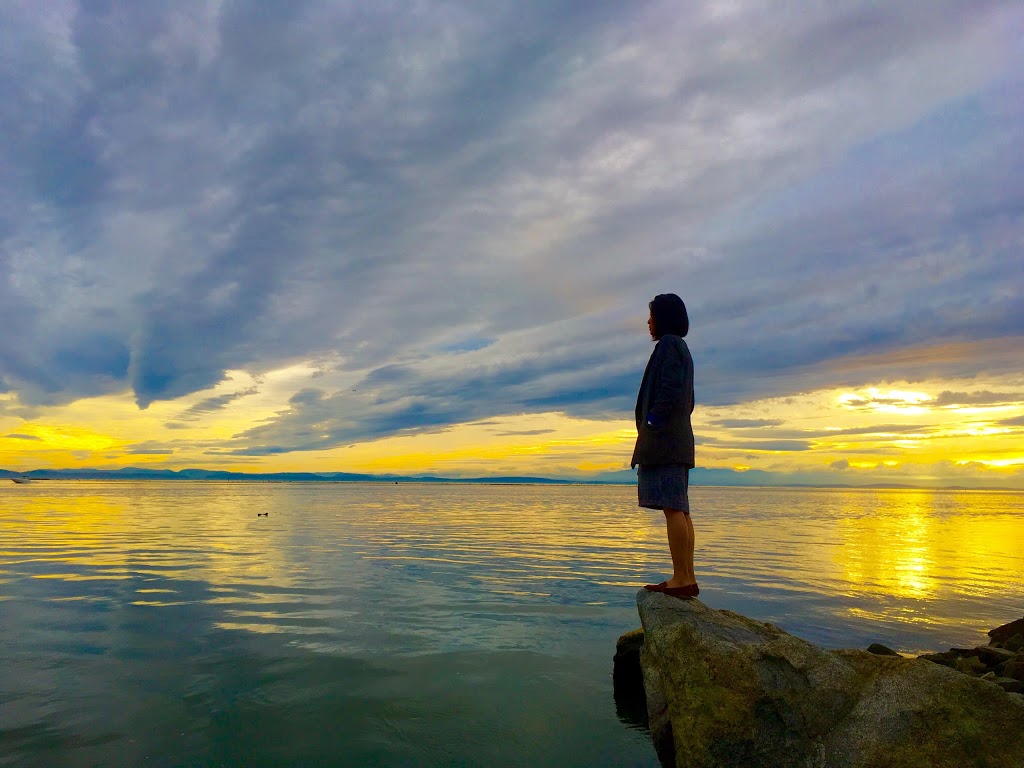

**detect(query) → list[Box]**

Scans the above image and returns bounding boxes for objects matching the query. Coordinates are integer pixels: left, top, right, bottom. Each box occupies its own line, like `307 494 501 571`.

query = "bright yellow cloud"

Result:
259 413 636 476
696 378 1024 484
0 423 126 459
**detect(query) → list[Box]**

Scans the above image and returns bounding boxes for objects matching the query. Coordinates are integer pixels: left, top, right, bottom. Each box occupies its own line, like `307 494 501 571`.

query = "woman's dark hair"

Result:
649 293 689 338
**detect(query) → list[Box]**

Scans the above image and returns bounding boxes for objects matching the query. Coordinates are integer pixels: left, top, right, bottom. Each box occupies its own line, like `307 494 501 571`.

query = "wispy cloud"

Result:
933 390 1024 407
714 423 939 440
713 440 812 453
709 419 785 429
171 387 259 422
493 429 556 437
124 443 175 456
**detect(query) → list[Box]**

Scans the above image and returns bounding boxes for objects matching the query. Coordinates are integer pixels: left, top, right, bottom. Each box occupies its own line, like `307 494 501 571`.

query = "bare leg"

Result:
684 513 696 584
664 509 696 588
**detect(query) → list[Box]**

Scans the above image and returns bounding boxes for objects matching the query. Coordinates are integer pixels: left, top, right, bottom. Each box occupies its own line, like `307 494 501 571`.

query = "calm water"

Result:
1 482 1022 767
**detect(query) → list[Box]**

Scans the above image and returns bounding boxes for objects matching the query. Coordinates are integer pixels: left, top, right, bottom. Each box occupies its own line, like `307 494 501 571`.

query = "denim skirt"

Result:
637 464 690 512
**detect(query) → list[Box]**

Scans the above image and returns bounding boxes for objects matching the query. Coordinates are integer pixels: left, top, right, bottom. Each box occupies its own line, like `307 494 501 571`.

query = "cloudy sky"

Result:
1 1 1022 486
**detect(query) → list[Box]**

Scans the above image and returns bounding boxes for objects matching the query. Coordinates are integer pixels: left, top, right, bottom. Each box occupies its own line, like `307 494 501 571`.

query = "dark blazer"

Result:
631 334 695 469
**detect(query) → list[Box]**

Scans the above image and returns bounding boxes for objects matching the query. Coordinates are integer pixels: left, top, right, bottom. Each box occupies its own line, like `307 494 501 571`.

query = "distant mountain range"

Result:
1 466 1019 490
0 466 607 484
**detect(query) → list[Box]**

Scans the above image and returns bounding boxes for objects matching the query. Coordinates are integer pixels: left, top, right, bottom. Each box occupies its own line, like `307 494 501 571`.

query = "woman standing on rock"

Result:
632 293 698 598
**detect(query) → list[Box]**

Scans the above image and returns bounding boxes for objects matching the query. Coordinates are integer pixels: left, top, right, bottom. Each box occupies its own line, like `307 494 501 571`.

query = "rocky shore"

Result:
915 616 1024 694
615 594 1024 768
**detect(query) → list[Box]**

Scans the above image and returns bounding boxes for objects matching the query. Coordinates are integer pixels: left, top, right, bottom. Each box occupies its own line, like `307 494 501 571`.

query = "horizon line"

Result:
3 467 1021 492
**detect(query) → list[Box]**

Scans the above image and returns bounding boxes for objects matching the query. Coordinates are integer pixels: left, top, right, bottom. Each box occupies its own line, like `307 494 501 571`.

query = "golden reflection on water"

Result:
0 483 308 629
828 489 1024 629
2 482 1023 654
1 492 131 592
836 490 939 600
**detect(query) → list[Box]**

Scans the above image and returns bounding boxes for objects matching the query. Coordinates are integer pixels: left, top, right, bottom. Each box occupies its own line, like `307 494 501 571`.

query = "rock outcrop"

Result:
989 617 1024 647
613 627 649 728
630 591 1024 768
917 616 1024 694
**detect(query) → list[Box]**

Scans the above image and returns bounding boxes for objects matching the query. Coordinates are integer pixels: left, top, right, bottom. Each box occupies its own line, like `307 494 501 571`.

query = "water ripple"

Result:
2 481 1022 766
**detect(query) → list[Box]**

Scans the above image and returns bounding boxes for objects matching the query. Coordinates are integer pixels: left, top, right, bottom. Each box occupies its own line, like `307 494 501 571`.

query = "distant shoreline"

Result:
3 469 1021 492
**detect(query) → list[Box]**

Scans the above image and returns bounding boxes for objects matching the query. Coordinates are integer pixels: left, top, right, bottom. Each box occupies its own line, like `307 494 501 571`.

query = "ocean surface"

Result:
1 481 1022 767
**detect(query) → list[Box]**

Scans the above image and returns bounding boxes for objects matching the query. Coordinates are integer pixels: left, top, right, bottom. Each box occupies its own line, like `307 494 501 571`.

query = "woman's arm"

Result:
646 341 684 430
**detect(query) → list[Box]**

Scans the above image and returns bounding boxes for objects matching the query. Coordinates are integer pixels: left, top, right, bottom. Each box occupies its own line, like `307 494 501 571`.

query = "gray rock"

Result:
992 677 1023 694
988 617 1024 645
866 643 899 656
917 650 958 667
917 641 1021 679
977 645 1016 667
614 627 649 729
1005 633 1024 653
952 655 987 675
1002 659 1024 683
636 590 1024 768
613 628 646 693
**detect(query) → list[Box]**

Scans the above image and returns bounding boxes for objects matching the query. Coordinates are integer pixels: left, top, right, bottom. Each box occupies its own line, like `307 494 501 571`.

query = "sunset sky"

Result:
1 1 1022 486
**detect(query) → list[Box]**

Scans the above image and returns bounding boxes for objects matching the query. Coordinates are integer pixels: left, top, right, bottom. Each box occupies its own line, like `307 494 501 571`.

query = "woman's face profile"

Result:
648 311 656 339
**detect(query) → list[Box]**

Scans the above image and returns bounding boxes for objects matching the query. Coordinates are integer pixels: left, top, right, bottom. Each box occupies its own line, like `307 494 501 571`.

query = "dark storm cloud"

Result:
1 1 1022 450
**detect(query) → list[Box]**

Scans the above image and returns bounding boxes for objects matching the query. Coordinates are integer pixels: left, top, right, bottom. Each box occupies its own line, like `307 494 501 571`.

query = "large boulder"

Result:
636 590 1024 768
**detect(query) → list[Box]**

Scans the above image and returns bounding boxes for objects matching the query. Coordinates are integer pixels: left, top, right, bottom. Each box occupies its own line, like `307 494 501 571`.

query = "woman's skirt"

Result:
637 464 690 512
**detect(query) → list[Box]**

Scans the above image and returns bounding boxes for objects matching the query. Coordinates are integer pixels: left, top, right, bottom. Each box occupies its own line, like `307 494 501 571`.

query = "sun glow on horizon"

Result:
1 363 1023 487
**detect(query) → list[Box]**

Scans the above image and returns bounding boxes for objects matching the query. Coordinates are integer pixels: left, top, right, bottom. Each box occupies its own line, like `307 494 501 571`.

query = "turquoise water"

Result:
1 482 1022 766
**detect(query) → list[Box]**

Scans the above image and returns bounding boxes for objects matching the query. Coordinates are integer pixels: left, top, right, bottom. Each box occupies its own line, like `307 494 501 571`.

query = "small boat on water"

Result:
10 477 31 484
